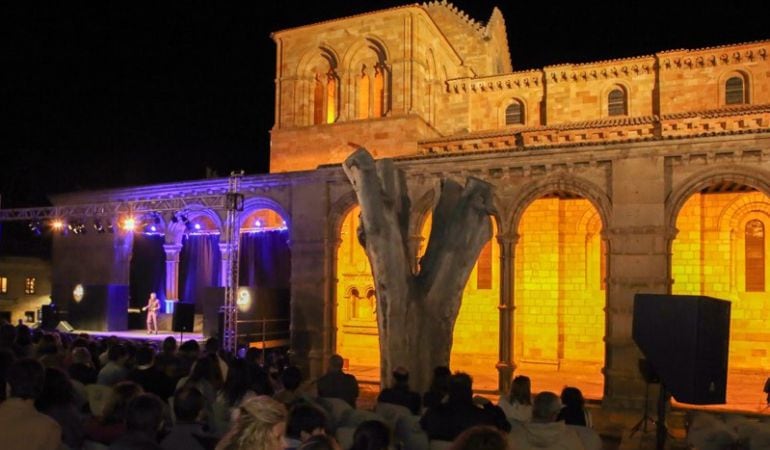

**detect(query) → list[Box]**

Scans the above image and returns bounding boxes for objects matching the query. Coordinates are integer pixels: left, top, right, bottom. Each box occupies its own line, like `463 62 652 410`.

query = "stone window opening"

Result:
607 88 627 116
357 62 387 119
0 276 7 294
505 100 524 125
725 76 747 105
745 219 765 292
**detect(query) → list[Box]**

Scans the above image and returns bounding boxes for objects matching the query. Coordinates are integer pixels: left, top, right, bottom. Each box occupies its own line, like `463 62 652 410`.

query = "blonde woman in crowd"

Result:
216 395 287 450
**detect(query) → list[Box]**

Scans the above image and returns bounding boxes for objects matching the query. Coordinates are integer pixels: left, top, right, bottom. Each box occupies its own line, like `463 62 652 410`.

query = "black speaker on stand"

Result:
630 358 660 437
633 294 731 450
172 303 195 341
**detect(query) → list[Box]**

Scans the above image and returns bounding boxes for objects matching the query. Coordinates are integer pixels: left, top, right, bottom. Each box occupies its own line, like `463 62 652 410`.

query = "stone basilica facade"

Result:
35 2 770 409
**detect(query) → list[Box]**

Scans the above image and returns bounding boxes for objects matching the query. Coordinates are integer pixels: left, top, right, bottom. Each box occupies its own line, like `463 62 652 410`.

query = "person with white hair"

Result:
508 391 584 450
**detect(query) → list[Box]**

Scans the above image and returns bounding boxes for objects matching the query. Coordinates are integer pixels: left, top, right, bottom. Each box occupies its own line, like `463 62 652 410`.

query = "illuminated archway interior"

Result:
335 206 500 389
514 194 606 398
241 208 286 231
672 185 770 408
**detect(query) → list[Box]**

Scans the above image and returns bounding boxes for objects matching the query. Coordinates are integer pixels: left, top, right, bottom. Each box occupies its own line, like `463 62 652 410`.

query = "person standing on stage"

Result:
142 292 160 334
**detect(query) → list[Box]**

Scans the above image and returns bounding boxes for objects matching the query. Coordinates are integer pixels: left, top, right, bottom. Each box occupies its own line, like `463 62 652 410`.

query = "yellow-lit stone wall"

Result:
336 209 500 386
514 198 605 369
466 71 544 131
672 191 770 371
658 44 770 114
271 2 770 172
271 5 475 172
543 57 657 124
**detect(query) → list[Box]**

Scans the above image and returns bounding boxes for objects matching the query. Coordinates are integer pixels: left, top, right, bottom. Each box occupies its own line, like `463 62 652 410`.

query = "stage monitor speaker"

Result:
55 321 75 333
633 294 730 405
40 305 59 330
173 302 195 333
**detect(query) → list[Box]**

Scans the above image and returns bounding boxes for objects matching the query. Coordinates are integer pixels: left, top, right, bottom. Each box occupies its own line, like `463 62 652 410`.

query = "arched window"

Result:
608 88 627 116
313 75 325 125
726 76 746 105
505 101 524 125
358 71 370 120
326 75 337 124
373 65 385 118
745 219 765 292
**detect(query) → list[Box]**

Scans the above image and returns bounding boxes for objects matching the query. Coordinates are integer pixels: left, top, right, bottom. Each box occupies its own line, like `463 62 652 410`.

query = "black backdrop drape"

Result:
179 234 221 313
239 229 291 289
128 234 166 309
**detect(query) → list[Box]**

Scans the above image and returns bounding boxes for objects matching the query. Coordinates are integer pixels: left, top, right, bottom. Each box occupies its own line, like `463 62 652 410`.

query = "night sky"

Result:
3 0 768 211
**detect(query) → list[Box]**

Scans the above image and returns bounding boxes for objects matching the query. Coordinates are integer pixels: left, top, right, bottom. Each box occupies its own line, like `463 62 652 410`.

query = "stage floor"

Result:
73 329 205 344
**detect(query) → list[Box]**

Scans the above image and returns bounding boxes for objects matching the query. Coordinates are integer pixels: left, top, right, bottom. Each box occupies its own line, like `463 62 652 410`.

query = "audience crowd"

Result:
0 321 603 450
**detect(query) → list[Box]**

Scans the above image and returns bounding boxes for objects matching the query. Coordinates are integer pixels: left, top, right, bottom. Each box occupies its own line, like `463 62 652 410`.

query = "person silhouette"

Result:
142 292 160 334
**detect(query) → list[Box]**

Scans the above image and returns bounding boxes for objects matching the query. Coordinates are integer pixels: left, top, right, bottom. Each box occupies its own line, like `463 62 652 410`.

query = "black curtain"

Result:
128 234 166 309
179 234 221 313
239 229 291 289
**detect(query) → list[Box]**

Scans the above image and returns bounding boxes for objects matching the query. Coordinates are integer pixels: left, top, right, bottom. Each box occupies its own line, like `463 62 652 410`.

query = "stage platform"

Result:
72 329 205 344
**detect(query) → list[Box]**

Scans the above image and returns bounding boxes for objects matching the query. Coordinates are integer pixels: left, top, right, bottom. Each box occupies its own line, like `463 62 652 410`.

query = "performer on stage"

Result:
142 292 160 334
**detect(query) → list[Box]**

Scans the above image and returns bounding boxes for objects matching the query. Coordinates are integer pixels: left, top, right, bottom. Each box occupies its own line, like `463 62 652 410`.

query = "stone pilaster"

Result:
163 244 183 301
496 233 518 393
603 156 674 409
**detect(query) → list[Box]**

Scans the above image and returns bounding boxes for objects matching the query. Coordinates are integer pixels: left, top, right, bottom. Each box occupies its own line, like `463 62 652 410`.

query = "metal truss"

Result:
0 195 227 222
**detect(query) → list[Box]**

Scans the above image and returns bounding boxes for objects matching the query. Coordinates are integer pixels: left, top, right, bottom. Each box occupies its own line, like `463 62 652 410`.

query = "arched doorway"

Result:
335 206 380 378
417 213 500 390
514 192 606 399
671 182 770 410
237 208 291 350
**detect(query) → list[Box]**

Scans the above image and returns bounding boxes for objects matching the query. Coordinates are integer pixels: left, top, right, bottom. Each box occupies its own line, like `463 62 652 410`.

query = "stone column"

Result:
496 233 518 393
603 155 673 409
219 242 234 288
292 237 329 379
163 244 183 301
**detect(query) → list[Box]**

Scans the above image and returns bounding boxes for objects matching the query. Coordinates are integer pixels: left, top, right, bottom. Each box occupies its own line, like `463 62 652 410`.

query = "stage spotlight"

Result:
93 219 105 233
150 225 157 232
106 222 115 233
255 219 262 228
76 223 87 234
28 221 42 236
122 217 136 231
72 284 84 302
194 223 201 231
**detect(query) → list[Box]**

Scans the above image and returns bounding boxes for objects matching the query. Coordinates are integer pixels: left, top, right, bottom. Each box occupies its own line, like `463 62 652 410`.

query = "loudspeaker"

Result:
40 305 59 330
633 294 731 405
55 321 75 333
172 302 195 333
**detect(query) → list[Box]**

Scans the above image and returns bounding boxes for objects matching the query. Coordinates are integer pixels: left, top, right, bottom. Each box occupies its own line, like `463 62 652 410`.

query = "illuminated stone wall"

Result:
514 198 605 370
336 208 500 386
672 191 770 371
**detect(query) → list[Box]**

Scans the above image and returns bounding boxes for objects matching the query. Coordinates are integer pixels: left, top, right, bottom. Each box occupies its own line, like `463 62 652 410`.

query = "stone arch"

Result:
328 190 359 243
508 175 611 234
165 206 223 246
726 201 770 232
718 68 753 105
666 166 770 232
239 196 291 232
343 36 391 119
499 97 528 127
601 82 631 117
295 46 341 125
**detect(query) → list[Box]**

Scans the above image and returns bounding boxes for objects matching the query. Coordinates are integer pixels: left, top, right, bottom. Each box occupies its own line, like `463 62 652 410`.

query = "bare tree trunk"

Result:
343 148 495 392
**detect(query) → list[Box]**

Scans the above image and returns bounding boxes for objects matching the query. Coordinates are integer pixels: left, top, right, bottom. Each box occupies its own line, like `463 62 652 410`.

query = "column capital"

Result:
163 243 183 253
496 233 520 246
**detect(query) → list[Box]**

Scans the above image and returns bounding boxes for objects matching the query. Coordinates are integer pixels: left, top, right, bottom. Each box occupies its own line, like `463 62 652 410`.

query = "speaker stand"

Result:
656 386 672 450
630 381 656 438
